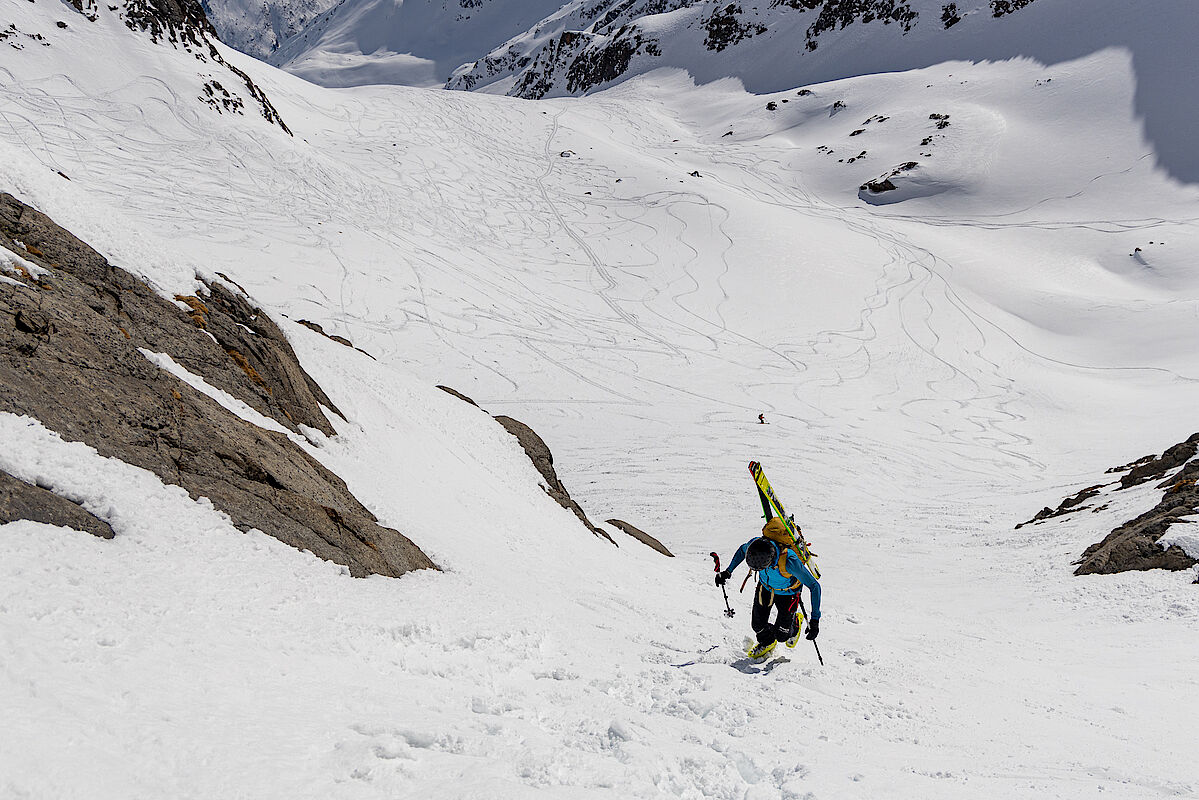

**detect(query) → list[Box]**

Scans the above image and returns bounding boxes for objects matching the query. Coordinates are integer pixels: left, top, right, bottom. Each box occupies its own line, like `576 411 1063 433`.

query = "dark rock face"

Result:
1119 433 1199 489
435 385 480 407
512 27 661 99
861 177 898 193
775 0 919 51
1016 484 1102 528
565 30 655 94
67 0 100 22
1021 431 1198 578
493 416 615 543
0 470 116 539
606 518 673 556
990 0 1037 18
198 281 345 436
704 4 766 52
0 193 434 578
1074 504 1197 576
453 0 685 98
450 47 533 91
123 0 218 44
1074 453 1199 576
295 319 377 360
1 193 336 437
859 160 919 195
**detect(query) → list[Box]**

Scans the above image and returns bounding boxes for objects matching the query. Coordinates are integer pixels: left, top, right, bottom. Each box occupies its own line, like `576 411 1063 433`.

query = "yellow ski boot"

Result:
786 612 805 648
747 640 776 660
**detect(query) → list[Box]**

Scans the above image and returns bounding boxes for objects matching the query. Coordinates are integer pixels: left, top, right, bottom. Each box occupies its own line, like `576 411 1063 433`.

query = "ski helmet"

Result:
745 537 777 571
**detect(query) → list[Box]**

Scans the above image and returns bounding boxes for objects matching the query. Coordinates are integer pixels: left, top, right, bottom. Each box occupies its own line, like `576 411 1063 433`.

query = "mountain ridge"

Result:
196 0 1199 182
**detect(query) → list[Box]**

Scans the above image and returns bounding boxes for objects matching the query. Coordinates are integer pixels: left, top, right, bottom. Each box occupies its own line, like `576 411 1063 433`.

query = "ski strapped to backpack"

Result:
748 461 819 580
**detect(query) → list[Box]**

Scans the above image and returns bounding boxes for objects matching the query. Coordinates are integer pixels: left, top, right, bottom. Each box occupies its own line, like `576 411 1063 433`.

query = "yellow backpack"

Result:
761 517 804 584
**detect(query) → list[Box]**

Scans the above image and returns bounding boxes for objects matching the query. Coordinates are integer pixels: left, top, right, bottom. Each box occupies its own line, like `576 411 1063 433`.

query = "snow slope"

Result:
270 0 570 87
2 0 1199 797
201 0 340 60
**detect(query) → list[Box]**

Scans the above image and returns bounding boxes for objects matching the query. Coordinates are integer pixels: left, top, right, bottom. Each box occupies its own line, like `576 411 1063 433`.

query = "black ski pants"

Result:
751 585 799 646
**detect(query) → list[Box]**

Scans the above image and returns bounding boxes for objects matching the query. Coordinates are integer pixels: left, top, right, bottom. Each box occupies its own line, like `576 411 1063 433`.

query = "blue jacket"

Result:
726 538 821 619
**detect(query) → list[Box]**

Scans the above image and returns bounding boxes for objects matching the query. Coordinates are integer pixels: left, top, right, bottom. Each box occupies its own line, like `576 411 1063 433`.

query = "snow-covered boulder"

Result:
0 469 116 539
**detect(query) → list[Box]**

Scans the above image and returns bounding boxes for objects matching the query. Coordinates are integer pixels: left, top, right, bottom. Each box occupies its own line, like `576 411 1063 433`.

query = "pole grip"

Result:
709 552 721 573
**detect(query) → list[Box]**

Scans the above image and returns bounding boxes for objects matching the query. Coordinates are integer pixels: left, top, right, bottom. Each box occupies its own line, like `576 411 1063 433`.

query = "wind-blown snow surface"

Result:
2 2 1199 797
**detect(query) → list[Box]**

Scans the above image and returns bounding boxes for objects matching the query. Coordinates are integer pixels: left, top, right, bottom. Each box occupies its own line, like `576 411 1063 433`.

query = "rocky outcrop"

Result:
0 470 116 539
1019 432 1198 578
435 385 480 407
449 47 534 91
860 161 919 195
2 194 335 437
123 0 216 44
990 0 1037 18
1118 433 1199 489
436 386 615 545
606 518 673 556
775 0 919 51
1074 502 1198 576
493 416 615 543
1016 484 1103 528
703 4 766 52
509 27 662 99
294 319 376 359
0 193 434 578
450 0 682 97
1073 449 1199 576
565 29 660 94
861 177 898 193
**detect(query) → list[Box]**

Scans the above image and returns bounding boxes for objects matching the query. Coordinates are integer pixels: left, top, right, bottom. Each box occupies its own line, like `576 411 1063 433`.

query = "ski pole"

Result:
710 552 735 617
797 595 824 666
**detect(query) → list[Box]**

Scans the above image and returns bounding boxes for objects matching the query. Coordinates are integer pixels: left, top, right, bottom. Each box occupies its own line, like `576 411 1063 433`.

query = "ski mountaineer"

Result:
715 517 822 660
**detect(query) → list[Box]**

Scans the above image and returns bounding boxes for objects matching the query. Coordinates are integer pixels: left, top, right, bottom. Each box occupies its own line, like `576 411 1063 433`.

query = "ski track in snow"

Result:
2 15 1199 799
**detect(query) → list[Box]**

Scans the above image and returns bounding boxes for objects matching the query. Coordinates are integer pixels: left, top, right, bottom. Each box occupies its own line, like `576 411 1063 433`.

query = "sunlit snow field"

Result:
2 4 1198 798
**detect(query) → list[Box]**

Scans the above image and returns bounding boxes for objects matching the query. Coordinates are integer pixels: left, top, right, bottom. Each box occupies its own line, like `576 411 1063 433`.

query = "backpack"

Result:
761 517 805 585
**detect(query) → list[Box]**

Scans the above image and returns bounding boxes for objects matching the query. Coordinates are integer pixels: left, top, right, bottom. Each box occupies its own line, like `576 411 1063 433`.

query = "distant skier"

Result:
715 518 821 659
758 413 766 424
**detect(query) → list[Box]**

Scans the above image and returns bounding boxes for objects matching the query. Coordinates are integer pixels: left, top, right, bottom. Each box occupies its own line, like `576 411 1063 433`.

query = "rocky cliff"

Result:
0 192 433 578
447 0 1042 98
